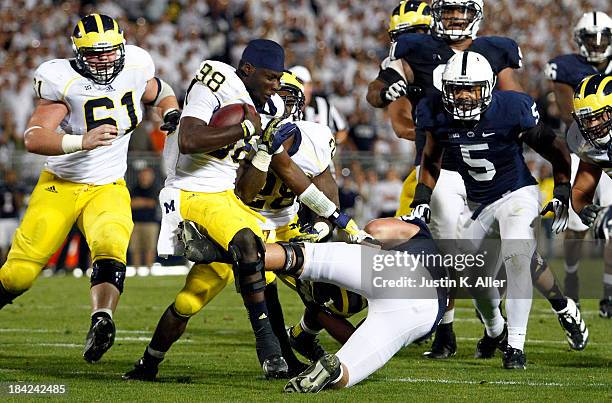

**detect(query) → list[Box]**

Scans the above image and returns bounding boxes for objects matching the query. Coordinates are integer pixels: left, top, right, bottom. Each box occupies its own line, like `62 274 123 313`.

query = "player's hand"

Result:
160 108 181 135
540 182 570 233
290 221 332 243
329 210 374 244
381 80 407 103
592 206 612 240
405 204 431 224
82 124 118 150
259 118 290 155
242 104 261 134
578 204 603 227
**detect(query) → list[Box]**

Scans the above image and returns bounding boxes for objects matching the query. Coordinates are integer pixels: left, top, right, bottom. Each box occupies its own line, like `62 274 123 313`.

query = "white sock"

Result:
92 308 113 319
507 326 526 351
564 263 579 274
473 298 504 338
604 273 612 286
441 308 454 325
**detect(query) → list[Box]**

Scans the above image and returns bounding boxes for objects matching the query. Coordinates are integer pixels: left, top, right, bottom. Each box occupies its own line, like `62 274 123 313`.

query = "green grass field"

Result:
0 261 610 402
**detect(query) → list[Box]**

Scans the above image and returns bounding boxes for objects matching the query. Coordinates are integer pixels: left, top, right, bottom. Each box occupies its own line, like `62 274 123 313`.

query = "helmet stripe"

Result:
417 2 428 15
93 14 104 33
593 11 597 26
399 1 407 16
461 51 469 76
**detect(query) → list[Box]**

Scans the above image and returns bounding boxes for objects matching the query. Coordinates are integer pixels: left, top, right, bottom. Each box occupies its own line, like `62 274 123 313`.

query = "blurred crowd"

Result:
1 0 611 246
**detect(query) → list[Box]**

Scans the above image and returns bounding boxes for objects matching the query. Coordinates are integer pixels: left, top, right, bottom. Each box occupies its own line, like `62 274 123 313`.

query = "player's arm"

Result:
389 97 416 140
571 160 601 214
235 158 268 203
366 59 414 108
418 130 443 190
497 67 524 92
142 77 181 134
24 100 118 156
551 82 576 129
521 121 571 185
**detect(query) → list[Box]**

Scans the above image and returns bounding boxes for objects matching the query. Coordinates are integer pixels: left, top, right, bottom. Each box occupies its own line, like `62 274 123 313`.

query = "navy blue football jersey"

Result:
416 91 538 204
545 54 612 89
392 33 522 168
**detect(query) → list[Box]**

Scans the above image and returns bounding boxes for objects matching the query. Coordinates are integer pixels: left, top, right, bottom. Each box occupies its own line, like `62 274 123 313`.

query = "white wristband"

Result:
251 150 272 172
241 120 255 137
298 183 337 218
61 134 83 154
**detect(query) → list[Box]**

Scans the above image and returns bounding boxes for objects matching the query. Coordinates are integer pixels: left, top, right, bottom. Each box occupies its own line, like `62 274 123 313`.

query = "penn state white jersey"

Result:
250 120 335 230
33 45 154 184
567 122 612 178
165 60 283 192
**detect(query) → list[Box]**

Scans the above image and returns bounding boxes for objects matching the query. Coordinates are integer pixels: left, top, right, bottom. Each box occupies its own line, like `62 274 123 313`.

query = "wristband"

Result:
298 183 337 218
61 134 83 154
251 150 272 172
241 120 255 138
410 183 433 208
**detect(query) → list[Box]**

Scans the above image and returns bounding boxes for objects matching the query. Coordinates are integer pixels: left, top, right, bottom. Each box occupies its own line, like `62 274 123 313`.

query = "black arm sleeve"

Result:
377 67 405 87
520 121 556 154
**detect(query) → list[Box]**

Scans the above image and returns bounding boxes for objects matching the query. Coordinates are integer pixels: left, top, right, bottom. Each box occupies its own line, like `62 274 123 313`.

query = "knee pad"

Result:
174 291 205 318
276 242 304 277
228 230 266 293
530 251 547 282
91 259 126 294
0 258 40 293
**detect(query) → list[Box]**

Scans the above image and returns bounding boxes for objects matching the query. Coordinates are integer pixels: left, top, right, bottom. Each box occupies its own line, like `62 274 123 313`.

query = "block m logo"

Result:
164 200 175 214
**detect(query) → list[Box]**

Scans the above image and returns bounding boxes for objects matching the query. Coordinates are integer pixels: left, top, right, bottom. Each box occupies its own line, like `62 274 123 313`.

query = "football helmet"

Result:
431 0 483 41
442 51 495 120
71 14 126 85
279 71 305 121
572 74 612 149
388 1 432 40
574 12 612 64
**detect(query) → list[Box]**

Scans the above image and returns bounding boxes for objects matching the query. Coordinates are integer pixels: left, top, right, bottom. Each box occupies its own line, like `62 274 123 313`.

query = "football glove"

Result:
160 109 181 135
289 221 332 243
381 80 407 103
540 182 570 233
578 204 603 227
592 205 612 241
329 210 373 244
405 204 431 224
409 183 433 223
259 118 292 155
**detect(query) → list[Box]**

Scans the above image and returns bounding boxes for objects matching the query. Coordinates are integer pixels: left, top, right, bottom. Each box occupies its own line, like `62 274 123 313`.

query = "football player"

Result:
567 73 612 318
0 14 180 363
414 51 573 368
545 11 612 308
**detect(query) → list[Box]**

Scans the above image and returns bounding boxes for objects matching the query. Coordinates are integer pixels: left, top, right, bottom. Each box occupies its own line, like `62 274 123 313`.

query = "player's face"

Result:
249 67 283 105
83 50 118 68
452 84 482 110
582 32 611 55
440 5 475 31
583 108 611 129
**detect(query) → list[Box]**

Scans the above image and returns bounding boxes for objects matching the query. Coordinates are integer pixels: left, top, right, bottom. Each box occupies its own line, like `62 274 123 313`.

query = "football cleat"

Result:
475 325 508 359
262 355 289 379
83 315 115 363
554 298 589 350
502 347 527 369
122 357 159 381
600 297 612 319
288 326 327 362
284 354 341 393
423 323 457 359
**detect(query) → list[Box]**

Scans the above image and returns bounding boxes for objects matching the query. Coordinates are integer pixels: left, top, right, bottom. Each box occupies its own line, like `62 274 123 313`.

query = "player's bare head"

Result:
71 14 125 85
238 39 285 106
573 74 612 149
573 12 612 64
431 0 483 42
442 51 495 121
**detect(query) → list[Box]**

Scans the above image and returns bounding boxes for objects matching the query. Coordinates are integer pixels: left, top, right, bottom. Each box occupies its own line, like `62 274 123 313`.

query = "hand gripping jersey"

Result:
33 45 154 184
546 54 612 89
247 120 335 230
567 122 612 177
165 60 282 192
416 90 538 205
390 33 522 168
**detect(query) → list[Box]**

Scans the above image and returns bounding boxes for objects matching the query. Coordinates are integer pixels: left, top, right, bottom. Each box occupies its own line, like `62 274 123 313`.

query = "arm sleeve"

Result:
181 83 221 123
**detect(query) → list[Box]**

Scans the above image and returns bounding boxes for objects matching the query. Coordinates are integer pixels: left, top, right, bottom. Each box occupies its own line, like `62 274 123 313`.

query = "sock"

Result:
245 300 281 361
604 273 612 299
484 312 505 339
441 308 454 325
545 282 567 312
144 345 164 366
507 326 526 351
300 316 321 335
473 298 504 338
330 361 344 385
564 263 578 274
91 309 112 325
264 282 303 368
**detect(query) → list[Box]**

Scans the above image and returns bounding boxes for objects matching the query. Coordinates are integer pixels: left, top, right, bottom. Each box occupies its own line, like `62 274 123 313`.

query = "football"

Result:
208 103 257 127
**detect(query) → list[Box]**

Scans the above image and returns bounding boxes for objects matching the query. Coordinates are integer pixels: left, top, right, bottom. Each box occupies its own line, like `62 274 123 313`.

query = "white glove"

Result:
540 183 570 234
404 204 431 224
382 80 408 103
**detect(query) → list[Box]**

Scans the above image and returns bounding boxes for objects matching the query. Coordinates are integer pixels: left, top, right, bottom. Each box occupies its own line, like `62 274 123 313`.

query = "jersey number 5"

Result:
84 91 138 133
460 144 496 181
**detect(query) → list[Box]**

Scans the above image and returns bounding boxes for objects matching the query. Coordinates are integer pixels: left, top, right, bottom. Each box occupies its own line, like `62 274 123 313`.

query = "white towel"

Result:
157 186 184 258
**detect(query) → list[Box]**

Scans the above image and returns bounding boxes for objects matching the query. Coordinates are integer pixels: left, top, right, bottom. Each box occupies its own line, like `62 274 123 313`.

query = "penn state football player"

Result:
0 14 180 363
546 11 612 308
567 73 612 318
414 51 573 368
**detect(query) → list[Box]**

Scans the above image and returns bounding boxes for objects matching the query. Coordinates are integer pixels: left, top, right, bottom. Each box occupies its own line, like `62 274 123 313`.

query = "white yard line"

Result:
387 377 607 388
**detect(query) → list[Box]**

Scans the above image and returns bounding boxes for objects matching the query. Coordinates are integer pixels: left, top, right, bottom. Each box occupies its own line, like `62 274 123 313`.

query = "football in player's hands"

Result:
208 103 260 133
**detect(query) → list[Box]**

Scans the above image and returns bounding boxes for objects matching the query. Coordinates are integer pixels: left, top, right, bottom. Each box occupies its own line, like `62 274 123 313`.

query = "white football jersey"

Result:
567 122 612 178
249 120 335 230
165 60 283 193
34 45 154 184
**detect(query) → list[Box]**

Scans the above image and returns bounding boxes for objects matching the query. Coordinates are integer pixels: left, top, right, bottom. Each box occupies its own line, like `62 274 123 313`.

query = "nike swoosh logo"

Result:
482 132 495 137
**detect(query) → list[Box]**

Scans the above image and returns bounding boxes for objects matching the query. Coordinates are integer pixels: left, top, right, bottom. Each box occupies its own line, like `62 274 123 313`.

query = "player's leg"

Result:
394 168 416 217
592 174 612 318
180 190 287 377
123 261 233 381
496 186 540 369
0 171 76 308
78 180 133 362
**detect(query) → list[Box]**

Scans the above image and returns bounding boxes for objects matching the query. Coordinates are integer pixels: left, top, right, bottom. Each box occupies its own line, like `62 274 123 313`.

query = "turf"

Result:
0 260 610 402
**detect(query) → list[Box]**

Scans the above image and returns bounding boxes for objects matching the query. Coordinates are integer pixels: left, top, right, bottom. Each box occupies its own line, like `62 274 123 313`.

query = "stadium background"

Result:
0 0 611 268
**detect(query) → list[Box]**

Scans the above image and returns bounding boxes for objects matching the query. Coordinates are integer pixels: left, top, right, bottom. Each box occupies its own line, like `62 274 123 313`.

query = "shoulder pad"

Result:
473 36 522 71
392 33 439 62
33 59 76 101
545 54 588 86
124 45 155 80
